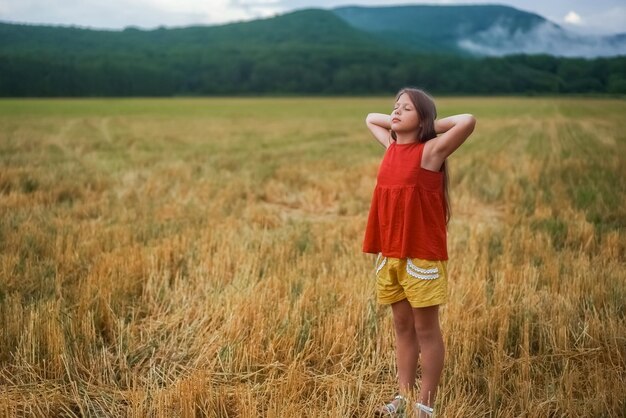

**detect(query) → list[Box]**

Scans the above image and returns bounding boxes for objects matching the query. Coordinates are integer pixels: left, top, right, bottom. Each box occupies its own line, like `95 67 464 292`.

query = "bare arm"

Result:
366 113 392 149
432 114 476 159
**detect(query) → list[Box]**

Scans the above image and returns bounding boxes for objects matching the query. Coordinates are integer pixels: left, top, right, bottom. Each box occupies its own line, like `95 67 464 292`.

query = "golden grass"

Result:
0 97 624 417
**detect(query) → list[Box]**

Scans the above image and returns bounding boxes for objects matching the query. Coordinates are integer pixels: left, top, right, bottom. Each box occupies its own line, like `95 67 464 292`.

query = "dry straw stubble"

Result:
0 97 624 417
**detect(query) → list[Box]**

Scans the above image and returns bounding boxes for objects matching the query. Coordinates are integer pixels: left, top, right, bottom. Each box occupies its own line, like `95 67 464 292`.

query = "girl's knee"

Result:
393 315 415 336
413 322 441 340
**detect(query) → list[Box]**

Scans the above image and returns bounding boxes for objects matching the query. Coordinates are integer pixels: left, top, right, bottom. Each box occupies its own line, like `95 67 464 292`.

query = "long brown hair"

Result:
391 87 451 227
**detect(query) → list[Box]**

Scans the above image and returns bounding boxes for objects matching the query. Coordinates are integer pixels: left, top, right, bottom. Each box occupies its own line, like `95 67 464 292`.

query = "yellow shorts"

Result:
374 253 448 308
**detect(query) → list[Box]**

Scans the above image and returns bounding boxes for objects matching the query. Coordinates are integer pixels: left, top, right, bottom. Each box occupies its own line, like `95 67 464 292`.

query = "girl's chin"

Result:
392 126 415 132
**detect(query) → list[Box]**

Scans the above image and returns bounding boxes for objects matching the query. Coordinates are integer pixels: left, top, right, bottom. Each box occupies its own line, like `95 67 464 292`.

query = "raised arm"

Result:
432 114 476 159
366 113 392 149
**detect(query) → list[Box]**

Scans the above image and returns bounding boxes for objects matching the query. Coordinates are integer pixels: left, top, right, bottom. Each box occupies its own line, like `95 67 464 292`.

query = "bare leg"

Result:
412 304 444 410
391 299 420 393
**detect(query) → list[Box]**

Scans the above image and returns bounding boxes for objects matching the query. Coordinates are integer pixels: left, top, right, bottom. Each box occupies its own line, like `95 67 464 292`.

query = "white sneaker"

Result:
375 394 407 417
415 402 435 417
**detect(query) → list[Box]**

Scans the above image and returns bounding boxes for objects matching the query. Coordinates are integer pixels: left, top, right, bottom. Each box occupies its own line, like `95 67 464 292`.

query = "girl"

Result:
362 88 476 417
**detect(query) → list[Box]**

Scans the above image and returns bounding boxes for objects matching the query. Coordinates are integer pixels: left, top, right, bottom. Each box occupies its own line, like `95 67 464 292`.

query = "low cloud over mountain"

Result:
457 19 626 58
332 5 626 58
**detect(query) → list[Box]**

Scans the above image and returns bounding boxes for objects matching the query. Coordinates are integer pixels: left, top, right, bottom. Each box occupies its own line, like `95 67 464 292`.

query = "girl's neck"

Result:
394 132 419 145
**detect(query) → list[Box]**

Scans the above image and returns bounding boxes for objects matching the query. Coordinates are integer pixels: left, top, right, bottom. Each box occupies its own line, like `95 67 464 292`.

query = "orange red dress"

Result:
362 140 448 260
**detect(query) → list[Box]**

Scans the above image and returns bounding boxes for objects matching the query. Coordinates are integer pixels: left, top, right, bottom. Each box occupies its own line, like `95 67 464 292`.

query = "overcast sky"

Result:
1 0 625 35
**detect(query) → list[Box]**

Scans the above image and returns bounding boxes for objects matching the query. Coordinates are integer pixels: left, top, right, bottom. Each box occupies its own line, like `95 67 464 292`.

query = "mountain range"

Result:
332 5 626 58
1 4 624 59
1 5 624 96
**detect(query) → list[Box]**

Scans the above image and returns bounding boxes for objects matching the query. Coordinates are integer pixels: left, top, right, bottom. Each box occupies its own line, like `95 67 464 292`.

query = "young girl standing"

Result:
363 88 476 417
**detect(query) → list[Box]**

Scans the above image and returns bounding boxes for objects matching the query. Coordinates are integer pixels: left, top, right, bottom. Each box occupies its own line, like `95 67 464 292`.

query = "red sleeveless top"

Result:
362 140 448 260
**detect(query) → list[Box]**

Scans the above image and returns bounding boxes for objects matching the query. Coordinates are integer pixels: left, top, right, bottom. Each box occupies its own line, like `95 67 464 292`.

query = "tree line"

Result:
1 45 624 96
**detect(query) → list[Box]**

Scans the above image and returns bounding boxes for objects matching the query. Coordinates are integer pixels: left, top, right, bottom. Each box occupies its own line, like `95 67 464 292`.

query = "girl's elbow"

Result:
465 114 477 131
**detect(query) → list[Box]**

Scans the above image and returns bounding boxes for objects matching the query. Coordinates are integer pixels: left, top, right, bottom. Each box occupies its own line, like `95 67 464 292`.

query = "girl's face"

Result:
391 93 420 133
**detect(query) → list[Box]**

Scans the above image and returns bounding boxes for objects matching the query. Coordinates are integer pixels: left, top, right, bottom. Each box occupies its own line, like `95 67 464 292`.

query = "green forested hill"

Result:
0 6 625 96
333 5 547 55
0 9 386 54
334 4 546 36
